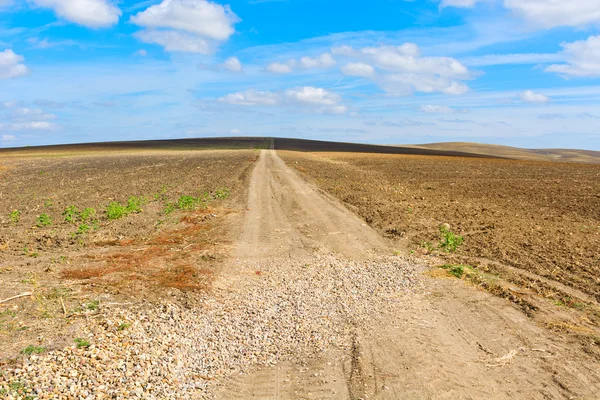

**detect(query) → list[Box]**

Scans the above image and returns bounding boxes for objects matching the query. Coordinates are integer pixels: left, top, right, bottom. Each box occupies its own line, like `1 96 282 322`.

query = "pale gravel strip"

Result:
0 253 423 399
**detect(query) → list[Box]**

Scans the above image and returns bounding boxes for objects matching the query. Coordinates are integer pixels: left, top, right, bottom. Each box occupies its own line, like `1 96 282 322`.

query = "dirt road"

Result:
214 150 600 399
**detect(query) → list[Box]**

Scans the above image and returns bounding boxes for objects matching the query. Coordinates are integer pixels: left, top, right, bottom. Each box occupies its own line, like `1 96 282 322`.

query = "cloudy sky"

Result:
1 0 600 149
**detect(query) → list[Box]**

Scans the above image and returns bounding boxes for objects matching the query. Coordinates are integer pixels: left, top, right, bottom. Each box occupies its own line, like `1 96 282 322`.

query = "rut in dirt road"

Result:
214 150 600 400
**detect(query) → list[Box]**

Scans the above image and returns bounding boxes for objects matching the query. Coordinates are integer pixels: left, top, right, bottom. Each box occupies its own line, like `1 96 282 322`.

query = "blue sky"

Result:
1 0 600 150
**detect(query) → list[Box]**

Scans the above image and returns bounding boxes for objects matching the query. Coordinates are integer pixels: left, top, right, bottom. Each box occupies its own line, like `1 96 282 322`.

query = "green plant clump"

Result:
163 202 176 215
79 207 96 222
439 226 464 252
86 300 99 311
36 213 52 227
440 264 466 278
126 196 143 214
106 202 127 220
74 224 91 236
74 338 91 349
9 210 20 224
214 187 230 200
177 195 200 210
20 345 46 355
62 205 80 223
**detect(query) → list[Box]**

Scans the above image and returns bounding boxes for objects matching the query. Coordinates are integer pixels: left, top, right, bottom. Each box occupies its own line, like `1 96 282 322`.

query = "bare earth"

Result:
214 150 600 399
1 148 599 399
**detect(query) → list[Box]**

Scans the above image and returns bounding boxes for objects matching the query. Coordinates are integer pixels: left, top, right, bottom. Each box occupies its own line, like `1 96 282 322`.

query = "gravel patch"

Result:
1 252 422 399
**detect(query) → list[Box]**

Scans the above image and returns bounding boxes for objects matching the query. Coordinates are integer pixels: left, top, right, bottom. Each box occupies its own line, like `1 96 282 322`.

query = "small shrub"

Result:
21 345 46 355
439 226 464 252
74 338 91 349
214 187 230 200
36 213 52 227
62 205 80 223
79 207 96 222
9 210 20 224
106 202 127 220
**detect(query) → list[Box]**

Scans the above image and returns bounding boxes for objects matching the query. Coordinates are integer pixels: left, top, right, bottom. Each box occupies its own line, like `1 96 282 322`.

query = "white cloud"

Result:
218 89 280 106
131 0 239 53
462 53 563 67
134 30 212 53
299 53 336 69
31 0 121 28
331 45 357 56
546 35 600 78
0 49 28 79
504 0 600 29
284 87 346 114
10 121 56 130
2 134 16 141
27 37 78 49
0 0 14 8
133 49 148 57
520 90 549 103
266 62 292 74
11 107 56 120
440 0 483 8
223 56 242 72
335 44 472 96
341 62 375 78
419 105 454 114
217 86 347 114
230 128 241 134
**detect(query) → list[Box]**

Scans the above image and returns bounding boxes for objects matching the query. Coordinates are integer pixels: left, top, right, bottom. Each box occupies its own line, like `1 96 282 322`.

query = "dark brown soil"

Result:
279 151 600 346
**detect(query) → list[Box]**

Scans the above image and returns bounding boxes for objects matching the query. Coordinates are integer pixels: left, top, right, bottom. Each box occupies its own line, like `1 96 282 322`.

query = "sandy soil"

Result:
213 150 600 399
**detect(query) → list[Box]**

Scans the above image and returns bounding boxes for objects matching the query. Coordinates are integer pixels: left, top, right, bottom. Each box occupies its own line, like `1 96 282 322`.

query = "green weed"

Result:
9 210 20 224
79 207 96 222
126 196 144 214
118 322 131 331
163 202 176 215
440 264 466 278
74 338 91 349
36 213 52 227
74 224 91 236
62 205 80 223
106 202 127 220
214 187 230 200
177 195 199 210
439 226 464 252
86 300 99 311
20 345 46 355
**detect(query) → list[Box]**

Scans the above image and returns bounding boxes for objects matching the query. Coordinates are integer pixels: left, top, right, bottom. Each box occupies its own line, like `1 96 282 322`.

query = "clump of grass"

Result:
62 205 80 223
9 210 20 224
74 337 91 349
214 187 230 200
36 213 52 227
20 345 46 355
439 225 464 252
